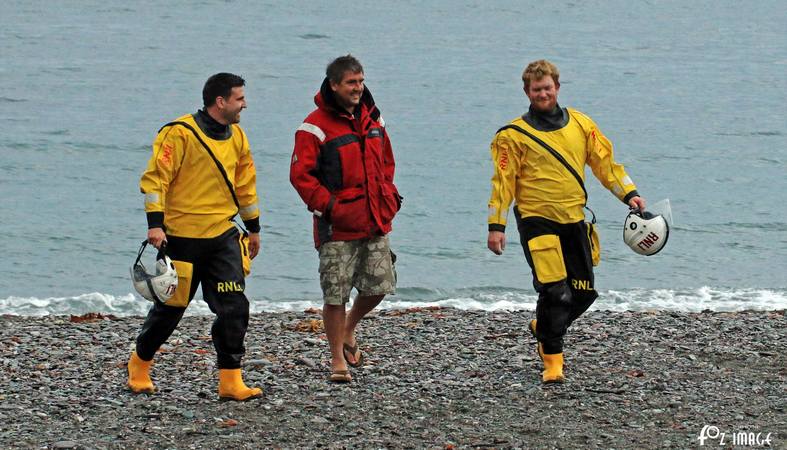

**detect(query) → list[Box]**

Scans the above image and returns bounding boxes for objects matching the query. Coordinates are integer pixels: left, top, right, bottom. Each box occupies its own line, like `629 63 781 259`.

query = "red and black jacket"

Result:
290 78 402 248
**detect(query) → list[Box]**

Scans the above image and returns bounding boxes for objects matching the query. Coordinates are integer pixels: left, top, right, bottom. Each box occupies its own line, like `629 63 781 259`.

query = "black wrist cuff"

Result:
146 212 164 229
243 217 261 233
489 224 506 233
623 190 640 205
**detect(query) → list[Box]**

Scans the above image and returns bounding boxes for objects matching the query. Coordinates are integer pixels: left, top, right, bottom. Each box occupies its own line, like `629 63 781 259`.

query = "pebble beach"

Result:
1 308 784 449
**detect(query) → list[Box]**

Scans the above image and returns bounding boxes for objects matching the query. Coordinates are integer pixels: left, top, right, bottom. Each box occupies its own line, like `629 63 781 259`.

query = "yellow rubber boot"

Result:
127 351 156 394
542 352 565 384
529 320 544 362
218 369 262 401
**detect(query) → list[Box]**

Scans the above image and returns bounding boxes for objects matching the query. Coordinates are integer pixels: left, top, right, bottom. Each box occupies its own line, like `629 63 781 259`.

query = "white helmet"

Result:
130 241 178 303
623 209 669 256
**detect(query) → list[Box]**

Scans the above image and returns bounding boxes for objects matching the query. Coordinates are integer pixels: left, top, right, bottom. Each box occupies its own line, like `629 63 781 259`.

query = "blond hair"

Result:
522 60 560 90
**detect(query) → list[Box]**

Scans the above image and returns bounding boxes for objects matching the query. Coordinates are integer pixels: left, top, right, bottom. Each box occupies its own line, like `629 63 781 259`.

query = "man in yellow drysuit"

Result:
128 73 262 401
486 60 646 383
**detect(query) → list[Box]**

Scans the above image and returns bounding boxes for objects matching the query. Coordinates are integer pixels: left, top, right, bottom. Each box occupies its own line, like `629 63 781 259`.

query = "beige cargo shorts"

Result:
318 235 397 305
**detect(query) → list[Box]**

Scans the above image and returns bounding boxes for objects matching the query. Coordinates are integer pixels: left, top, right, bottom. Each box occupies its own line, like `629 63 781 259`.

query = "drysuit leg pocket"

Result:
528 234 567 284
587 222 601 267
238 233 251 277
165 260 193 308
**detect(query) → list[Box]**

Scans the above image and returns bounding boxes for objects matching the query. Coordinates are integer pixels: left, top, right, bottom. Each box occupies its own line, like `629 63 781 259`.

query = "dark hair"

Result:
202 73 245 107
326 55 363 84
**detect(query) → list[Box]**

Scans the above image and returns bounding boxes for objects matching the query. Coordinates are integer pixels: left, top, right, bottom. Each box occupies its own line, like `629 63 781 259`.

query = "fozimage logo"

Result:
697 425 773 447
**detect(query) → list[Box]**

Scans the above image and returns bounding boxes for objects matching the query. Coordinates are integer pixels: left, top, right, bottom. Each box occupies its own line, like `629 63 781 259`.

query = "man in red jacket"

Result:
290 55 402 383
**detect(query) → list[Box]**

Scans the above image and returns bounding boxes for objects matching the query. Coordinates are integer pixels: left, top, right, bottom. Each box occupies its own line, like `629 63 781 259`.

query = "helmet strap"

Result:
134 241 148 270
145 278 162 304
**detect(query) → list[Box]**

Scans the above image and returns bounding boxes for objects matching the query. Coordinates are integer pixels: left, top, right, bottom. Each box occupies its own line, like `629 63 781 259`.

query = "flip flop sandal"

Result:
329 369 352 383
342 343 364 368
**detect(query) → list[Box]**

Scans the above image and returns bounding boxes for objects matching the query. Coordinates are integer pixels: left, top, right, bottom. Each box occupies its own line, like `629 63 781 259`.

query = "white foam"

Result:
598 286 787 312
0 293 141 317
381 291 538 311
0 286 784 316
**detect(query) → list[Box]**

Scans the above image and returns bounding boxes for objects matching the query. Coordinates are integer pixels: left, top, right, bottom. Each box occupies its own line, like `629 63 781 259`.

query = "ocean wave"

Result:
1 287 784 316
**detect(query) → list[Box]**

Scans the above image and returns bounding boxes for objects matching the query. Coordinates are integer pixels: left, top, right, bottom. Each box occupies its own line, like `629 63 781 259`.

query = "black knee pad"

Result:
545 281 572 305
544 281 573 324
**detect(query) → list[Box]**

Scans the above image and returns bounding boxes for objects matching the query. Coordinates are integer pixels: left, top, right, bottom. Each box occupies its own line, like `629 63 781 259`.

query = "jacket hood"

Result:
314 77 381 122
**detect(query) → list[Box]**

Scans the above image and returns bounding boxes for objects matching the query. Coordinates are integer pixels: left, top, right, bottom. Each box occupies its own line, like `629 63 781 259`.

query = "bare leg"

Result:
343 294 385 364
323 303 348 373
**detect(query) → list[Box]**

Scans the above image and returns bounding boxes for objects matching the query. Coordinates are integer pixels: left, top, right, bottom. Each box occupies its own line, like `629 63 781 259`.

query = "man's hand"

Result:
487 231 506 255
628 196 646 211
147 227 167 249
248 232 260 259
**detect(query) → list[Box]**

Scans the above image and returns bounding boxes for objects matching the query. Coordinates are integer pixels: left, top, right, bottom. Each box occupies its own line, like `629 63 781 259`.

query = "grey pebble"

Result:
296 357 317 368
0 309 783 449
244 359 273 367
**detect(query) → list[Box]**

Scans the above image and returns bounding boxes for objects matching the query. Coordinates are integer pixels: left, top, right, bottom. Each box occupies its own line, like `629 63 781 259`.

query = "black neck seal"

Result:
523 104 569 132
193 109 232 140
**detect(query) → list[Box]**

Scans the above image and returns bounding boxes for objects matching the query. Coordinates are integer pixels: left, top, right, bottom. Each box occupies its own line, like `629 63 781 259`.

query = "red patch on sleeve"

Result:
159 143 173 166
498 149 509 171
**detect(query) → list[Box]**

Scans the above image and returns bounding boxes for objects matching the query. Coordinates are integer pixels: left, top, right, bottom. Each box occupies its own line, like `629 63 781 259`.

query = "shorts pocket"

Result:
527 234 567 284
318 241 352 305
165 260 193 308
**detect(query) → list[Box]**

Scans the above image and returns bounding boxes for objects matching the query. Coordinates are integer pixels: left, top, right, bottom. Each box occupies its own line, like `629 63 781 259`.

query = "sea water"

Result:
1 0 785 315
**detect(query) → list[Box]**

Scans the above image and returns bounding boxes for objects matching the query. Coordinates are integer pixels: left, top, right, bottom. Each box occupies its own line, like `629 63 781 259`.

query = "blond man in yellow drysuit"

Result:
487 60 646 383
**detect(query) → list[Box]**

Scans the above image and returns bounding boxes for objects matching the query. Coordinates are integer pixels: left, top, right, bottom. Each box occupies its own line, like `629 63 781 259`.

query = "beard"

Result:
531 98 556 112
222 108 241 124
